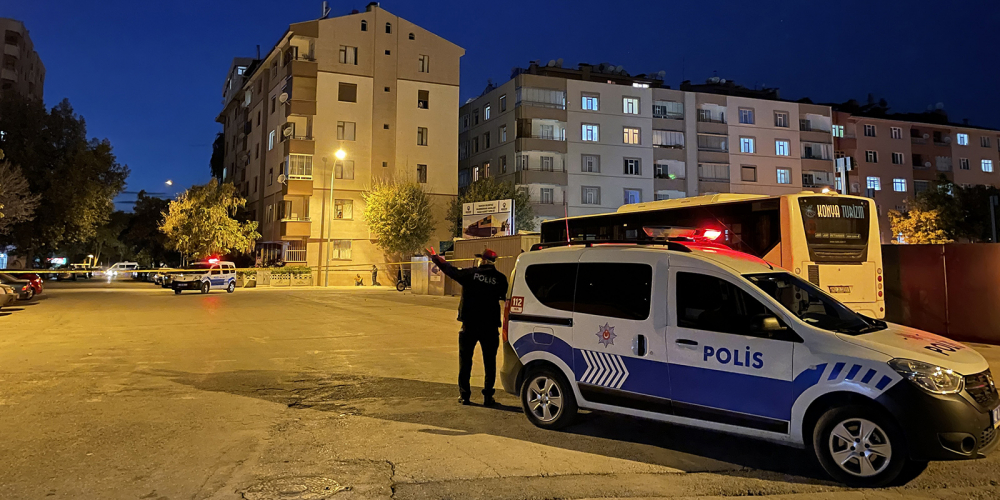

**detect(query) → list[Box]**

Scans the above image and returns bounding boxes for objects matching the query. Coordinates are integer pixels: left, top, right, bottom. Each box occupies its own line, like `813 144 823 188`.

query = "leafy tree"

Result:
122 191 177 266
160 179 259 260
210 132 225 180
0 151 41 235
446 177 535 236
888 207 953 244
362 177 435 261
913 174 1000 242
0 95 129 262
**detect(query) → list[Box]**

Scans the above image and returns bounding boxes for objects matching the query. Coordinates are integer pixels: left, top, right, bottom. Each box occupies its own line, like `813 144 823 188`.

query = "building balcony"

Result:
934 141 950 148
514 169 568 186
284 99 316 117
911 137 927 145
281 219 312 239
284 178 313 196
515 137 567 154
283 136 315 156
3 44 18 58
285 59 318 79
1 68 15 81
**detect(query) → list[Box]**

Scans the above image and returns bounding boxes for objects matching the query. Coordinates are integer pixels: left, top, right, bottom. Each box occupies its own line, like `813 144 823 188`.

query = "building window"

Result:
331 240 352 260
417 164 427 183
697 134 728 152
865 150 878 163
864 124 876 137
582 94 599 111
653 100 683 119
540 188 554 204
982 136 992 148
338 82 358 102
866 176 881 191
337 121 356 140
956 133 969 145
960 158 970 170
739 108 755 124
385 22 392 33
271 96 276 114
484 103 491 120
418 54 429 73
417 127 428 146
472 109 479 125
983 159 994 172
623 127 641 145
582 154 600 173
484 132 491 148
268 130 276 150
914 180 929 194
624 188 641 205
652 130 684 148
775 140 790 156
408 32 414 40
268 167 274 186
893 178 907 192
624 158 641 175
654 161 685 179
287 154 313 179
335 160 355 180
518 154 529 171
499 156 507 174
776 168 791 184
832 124 844 138
334 199 353 220
418 90 429 108
739 137 755 154
774 112 789 128
741 165 757 182
339 46 358 65
472 137 479 153
582 186 600 205
540 156 554 171
500 125 507 142
890 152 903 165
483 161 491 177
623 97 639 115
582 124 599 142
891 127 903 139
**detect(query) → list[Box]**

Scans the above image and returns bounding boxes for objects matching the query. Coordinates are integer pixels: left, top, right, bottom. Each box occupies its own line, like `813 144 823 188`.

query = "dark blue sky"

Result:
7 1 999 199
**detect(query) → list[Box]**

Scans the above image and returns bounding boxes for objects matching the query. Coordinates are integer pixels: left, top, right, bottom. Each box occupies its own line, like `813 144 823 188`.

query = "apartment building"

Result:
0 18 44 101
458 63 836 224
216 2 464 283
833 111 1000 242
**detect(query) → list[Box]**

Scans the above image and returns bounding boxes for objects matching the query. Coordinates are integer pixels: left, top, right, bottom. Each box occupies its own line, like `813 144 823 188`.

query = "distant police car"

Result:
500 240 999 487
171 260 237 294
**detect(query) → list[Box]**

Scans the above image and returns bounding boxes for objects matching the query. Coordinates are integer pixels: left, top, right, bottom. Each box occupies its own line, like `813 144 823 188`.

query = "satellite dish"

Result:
282 126 293 137
658 70 666 78
923 133 930 139
556 58 564 67
278 92 289 104
924 162 932 168
935 102 944 110
277 174 287 184
547 59 556 67
944 136 952 143
241 154 249 162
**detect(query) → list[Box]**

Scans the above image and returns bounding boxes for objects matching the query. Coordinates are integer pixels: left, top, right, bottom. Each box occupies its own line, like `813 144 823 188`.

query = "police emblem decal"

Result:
596 323 616 347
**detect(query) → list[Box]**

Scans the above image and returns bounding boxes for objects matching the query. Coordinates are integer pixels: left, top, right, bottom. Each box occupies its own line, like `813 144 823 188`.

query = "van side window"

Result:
575 263 652 320
211 266 221 275
524 263 577 312
676 272 771 335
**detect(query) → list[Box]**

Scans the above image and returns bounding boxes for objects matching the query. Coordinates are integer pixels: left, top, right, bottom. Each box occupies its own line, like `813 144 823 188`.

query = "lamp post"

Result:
324 148 346 286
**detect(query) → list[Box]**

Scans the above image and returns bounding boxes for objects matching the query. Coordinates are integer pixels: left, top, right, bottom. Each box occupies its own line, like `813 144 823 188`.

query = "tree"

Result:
210 132 225 180
122 191 177 266
160 179 259 260
912 174 1000 242
446 177 535 237
362 177 435 261
888 206 953 244
0 152 41 235
0 95 129 261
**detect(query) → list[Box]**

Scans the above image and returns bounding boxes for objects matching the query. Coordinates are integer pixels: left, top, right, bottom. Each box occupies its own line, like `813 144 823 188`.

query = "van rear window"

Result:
575 263 652 320
524 263 577 312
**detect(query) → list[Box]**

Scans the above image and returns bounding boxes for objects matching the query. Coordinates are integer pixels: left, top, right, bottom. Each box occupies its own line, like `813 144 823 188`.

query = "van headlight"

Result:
888 358 964 394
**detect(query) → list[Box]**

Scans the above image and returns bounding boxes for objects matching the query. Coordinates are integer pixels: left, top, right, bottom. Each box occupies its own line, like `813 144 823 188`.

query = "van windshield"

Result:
743 272 885 335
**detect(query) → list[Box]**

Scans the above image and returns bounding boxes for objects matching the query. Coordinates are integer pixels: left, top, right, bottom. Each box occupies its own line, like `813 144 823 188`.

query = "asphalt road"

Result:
1 280 999 500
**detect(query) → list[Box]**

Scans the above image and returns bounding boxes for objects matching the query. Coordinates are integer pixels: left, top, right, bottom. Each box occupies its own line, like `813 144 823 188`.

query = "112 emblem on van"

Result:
597 323 617 347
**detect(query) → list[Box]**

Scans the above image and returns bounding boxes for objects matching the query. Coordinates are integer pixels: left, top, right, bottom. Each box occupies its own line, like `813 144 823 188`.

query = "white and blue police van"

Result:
170 260 237 294
500 240 998 487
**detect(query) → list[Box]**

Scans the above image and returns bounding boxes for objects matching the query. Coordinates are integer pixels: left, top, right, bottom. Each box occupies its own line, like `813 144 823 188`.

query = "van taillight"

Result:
502 301 511 343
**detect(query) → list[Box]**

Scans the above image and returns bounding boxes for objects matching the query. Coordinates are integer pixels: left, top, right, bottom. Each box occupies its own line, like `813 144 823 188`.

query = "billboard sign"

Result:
462 199 514 239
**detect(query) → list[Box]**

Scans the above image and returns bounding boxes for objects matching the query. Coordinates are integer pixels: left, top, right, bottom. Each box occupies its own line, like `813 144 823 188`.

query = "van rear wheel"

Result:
200 282 210 294
520 366 577 430
227 281 236 293
813 404 912 487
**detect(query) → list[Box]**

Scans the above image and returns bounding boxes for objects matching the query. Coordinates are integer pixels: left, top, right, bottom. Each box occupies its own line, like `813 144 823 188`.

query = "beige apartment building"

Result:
833 111 1000 242
217 2 463 283
1 18 44 101
459 63 836 224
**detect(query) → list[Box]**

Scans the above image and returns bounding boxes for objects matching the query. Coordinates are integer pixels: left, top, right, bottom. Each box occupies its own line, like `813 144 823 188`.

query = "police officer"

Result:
426 247 508 406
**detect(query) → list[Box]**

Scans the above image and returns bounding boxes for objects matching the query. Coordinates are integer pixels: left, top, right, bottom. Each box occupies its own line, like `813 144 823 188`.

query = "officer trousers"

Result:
458 325 500 399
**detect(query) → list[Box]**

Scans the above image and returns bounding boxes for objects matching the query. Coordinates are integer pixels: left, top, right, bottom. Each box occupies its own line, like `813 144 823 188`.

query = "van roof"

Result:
525 241 776 275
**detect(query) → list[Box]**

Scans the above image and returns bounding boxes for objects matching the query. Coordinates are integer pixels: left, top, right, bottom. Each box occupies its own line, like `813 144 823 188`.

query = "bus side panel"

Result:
780 199 791 269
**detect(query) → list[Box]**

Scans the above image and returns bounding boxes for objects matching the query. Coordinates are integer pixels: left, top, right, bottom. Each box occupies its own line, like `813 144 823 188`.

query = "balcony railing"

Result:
653 111 684 120
802 153 832 161
934 141 949 147
291 134 313 141
697 115 726 124
522 133 566 141
280 216 311 222
911 137 927 145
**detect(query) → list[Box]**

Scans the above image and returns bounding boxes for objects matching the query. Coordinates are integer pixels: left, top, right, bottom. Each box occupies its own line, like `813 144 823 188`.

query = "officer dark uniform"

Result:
428 248 509 406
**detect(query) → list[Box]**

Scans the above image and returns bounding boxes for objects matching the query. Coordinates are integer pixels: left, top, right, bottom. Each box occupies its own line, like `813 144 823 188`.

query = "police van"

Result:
170 260 237 294
500 241 999 487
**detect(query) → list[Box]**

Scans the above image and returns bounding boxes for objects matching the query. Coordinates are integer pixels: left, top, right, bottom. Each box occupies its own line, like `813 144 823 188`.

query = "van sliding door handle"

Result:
675 339 699 346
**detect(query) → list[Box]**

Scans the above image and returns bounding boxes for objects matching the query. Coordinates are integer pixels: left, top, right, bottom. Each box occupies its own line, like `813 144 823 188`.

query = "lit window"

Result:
484 104 491 120
866 176 881 191
892 152 904 164
893 178 907 192
891 127 902 139
623 127 640 145
582 124 599 142
500 125 507 142
775 140 790 156
624 188 641 204
582 94 599 111
983 159 994 172
739 108 755 124
331 240 352 260
864 124 876 137
740 137 755 153
623 97 639 115
865 150 878 163
957 133 969 145
268 130 275 150
776 168 791 184
334 199 353 219
832 125 844 138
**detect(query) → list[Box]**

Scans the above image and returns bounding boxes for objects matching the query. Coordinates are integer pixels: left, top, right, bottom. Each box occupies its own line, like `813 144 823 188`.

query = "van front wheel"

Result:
813 404 912 487
520 366 577 430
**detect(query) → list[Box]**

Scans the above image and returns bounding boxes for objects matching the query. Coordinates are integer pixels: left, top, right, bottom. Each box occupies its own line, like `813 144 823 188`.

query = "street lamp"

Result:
325 149 346 286
165 180 173 186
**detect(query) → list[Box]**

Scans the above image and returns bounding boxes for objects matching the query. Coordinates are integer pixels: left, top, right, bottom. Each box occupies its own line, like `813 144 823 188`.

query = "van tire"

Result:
813 404 911 487
200 282 210 294
227 281 236 293
174 289 182 295
520 365 577 430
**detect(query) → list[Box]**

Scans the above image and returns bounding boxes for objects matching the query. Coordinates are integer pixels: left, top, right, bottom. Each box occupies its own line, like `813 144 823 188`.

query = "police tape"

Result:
3 256 513 275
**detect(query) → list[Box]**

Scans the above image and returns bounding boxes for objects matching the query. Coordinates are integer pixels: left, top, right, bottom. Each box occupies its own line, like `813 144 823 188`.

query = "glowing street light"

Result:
165 180 173 186
334 149 346 160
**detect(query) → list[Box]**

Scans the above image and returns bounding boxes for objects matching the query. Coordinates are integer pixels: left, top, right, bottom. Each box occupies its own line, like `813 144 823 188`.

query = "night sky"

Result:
6 0 999 202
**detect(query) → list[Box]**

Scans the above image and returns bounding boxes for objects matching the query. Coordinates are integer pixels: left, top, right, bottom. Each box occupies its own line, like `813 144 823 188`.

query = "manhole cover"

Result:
242 477 347 500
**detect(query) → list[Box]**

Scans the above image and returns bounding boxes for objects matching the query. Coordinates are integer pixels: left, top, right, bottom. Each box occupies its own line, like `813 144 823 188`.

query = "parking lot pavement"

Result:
1 280 998 499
